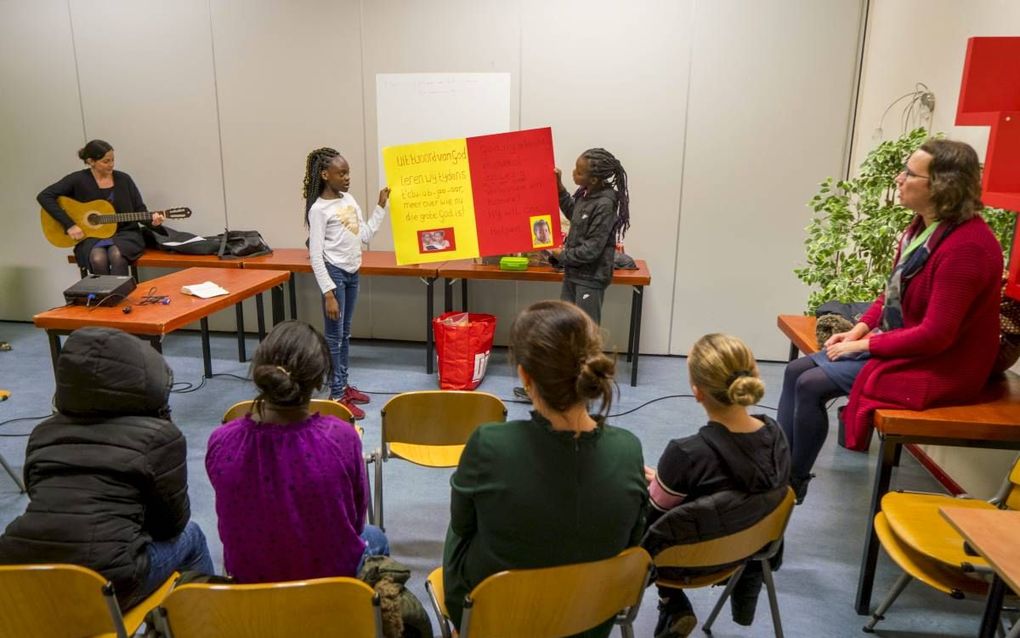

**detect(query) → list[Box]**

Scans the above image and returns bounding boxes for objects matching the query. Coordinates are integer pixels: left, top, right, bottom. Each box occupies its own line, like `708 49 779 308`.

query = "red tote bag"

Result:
433 312 496 390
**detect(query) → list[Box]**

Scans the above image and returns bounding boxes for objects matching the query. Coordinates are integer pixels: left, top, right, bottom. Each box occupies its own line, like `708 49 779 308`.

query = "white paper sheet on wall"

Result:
376 72 512 189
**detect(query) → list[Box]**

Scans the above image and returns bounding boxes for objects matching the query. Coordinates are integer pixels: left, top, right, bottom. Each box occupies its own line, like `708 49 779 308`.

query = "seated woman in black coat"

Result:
38 139 164 275
0 327 213 608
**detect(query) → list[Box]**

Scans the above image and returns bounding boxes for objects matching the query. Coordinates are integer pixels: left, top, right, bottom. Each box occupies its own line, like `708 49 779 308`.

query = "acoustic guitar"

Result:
40 196 191 248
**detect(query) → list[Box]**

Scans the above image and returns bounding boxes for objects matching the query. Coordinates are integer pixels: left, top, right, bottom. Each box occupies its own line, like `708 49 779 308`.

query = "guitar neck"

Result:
93 211 158 224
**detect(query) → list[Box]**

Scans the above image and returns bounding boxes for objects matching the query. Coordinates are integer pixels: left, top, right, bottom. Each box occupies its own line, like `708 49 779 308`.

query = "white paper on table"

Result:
180 281 228 299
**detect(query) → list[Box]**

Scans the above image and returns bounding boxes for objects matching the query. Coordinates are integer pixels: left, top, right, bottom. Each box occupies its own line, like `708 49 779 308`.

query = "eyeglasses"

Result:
901 163 930 180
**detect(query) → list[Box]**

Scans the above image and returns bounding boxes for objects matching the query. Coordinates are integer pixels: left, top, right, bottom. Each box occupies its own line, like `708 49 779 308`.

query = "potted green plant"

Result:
796 127 1016 312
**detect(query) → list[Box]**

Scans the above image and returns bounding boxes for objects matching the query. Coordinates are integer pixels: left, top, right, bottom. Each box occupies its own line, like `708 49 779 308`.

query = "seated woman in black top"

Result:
38 139 164 275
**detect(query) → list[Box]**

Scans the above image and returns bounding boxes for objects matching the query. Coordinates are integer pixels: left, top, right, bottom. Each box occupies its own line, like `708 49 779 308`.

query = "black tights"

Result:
89 245 129 276
777 356 846 480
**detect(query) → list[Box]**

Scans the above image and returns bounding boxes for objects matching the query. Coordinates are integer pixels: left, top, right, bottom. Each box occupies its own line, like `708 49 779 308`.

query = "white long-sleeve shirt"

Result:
307 193 387 295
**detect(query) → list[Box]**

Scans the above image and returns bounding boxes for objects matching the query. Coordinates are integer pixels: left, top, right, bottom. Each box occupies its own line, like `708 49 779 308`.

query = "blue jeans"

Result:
357 525 390 573
324 263 360 397
135 521 214 605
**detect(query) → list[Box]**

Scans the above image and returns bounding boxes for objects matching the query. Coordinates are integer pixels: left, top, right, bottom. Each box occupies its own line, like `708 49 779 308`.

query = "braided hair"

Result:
302 147 341 227
576 148 630 239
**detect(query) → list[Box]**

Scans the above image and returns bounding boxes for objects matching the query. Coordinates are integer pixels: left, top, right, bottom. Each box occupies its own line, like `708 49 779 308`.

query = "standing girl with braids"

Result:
207 321 388 584
550 147 630 325
303 147 389 419
443 301 648 637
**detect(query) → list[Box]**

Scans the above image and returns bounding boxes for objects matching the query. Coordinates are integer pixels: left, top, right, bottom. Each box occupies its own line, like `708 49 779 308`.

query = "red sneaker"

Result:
343 385 370 405
336 397 365 420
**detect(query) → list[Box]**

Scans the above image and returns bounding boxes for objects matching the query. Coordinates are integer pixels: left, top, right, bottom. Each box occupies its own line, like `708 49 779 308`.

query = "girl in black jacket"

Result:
0 327 213 608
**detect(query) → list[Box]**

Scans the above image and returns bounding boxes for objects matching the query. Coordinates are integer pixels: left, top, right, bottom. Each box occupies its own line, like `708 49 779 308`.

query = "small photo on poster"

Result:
419 227 457 253
530 214 554 248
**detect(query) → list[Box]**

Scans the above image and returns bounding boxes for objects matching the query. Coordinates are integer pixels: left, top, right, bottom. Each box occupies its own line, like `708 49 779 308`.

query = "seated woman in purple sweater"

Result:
206 321 387 582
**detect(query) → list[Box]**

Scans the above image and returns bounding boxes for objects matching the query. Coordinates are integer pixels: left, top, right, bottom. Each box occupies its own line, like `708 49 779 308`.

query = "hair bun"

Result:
727 375 765 407
576 353 616 400
77 147 87 160
253 363 301 405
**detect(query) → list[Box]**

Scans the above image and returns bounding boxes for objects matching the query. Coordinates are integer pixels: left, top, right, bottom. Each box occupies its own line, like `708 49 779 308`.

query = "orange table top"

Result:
777 314 819 355
240 249 438 277
940 507 1020 593
67 252 243 269
34 268 289 336
438 259 651 286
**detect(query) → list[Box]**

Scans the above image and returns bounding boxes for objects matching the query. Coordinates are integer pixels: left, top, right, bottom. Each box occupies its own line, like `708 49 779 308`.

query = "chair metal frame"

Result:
0 563 177 638
864 455 1020 634
373 390 507 530
155 576 383 638
651 487 796 638
425 547 653 638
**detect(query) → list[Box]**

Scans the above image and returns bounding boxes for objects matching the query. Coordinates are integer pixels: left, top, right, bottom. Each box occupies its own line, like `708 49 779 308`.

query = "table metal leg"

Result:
289 273 298 320
788 341 799 362
629 286 644 387
855 438 899 614
200 318 212 379
425 277 435 374
270 286 285 325
130 264 140 281
235 303 246 362
626 287 638 363
979 575 1006 638
47 332 62 375
461 278 468 312
149 337 163 354
444 278 454 313
256 293 267 341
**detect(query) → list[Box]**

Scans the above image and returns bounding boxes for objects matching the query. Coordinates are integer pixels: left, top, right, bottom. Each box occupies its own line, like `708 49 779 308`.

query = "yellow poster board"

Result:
383 138 479 264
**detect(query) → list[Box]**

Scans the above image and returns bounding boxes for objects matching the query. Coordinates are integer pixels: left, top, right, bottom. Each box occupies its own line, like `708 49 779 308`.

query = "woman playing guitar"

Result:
38 139 164 276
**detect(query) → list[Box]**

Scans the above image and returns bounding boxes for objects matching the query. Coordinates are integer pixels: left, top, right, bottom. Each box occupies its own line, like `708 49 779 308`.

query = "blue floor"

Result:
0 320 992 637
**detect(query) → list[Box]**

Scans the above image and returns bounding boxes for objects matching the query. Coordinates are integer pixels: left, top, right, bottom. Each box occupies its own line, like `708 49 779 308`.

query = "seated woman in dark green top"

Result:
443 300 649 637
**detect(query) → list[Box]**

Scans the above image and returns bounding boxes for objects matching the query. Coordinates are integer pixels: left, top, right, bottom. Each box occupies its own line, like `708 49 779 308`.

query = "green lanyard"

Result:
899 221 940 264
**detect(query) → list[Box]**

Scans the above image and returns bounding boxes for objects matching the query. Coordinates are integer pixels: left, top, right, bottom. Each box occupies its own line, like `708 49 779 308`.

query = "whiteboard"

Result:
376 73 512 186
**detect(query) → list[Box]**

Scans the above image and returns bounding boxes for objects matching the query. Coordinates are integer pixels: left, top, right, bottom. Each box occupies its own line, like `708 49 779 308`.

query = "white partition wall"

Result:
2 0 867 358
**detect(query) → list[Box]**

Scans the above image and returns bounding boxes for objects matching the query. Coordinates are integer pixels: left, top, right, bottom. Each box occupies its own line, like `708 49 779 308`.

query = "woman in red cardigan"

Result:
778 139 1003 503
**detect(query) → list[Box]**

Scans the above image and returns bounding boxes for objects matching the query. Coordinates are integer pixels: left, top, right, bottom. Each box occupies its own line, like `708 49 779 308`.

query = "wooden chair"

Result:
155 576 383 638
0 564 177 638
651 487 796 638
221 398 354 424
864 455 1020 633
373 390 507 529
220 398 372 522
425 547 653 638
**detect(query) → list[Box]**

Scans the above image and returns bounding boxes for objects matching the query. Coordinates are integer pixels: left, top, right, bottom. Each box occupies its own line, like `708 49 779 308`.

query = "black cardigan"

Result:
38 169 148 266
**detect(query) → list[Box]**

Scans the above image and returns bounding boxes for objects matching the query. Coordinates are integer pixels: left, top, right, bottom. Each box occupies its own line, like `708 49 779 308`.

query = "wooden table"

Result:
68 252 262 361
776 314 1020 615
35 268 290 378
242 249 440 373
940 507 1020 638
438 260 652 386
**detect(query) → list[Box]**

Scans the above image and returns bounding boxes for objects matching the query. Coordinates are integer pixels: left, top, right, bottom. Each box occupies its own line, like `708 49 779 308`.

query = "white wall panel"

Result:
671 0 863 360
519 0 694 356
360 0 520 340
0 0 89 319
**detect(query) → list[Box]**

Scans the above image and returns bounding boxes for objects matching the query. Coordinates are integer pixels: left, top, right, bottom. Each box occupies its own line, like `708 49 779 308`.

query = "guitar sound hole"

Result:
86 213 99 226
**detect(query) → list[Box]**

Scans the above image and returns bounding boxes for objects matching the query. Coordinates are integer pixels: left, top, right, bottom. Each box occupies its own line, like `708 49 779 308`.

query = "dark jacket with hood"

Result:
642 415 791 578
558 187 618 288
0 327 189 607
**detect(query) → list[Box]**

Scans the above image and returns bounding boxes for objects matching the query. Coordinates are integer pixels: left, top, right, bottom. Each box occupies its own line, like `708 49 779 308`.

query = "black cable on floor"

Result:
0 414 51 437
506 394 778 417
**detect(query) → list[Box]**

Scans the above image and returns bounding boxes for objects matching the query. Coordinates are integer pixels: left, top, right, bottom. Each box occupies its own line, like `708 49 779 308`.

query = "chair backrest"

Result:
0 564 128 638
994 453 1020 510
380 391 507 460
221 399 354 424
653 487 795 571
459 547 652 638
159 576 382 638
